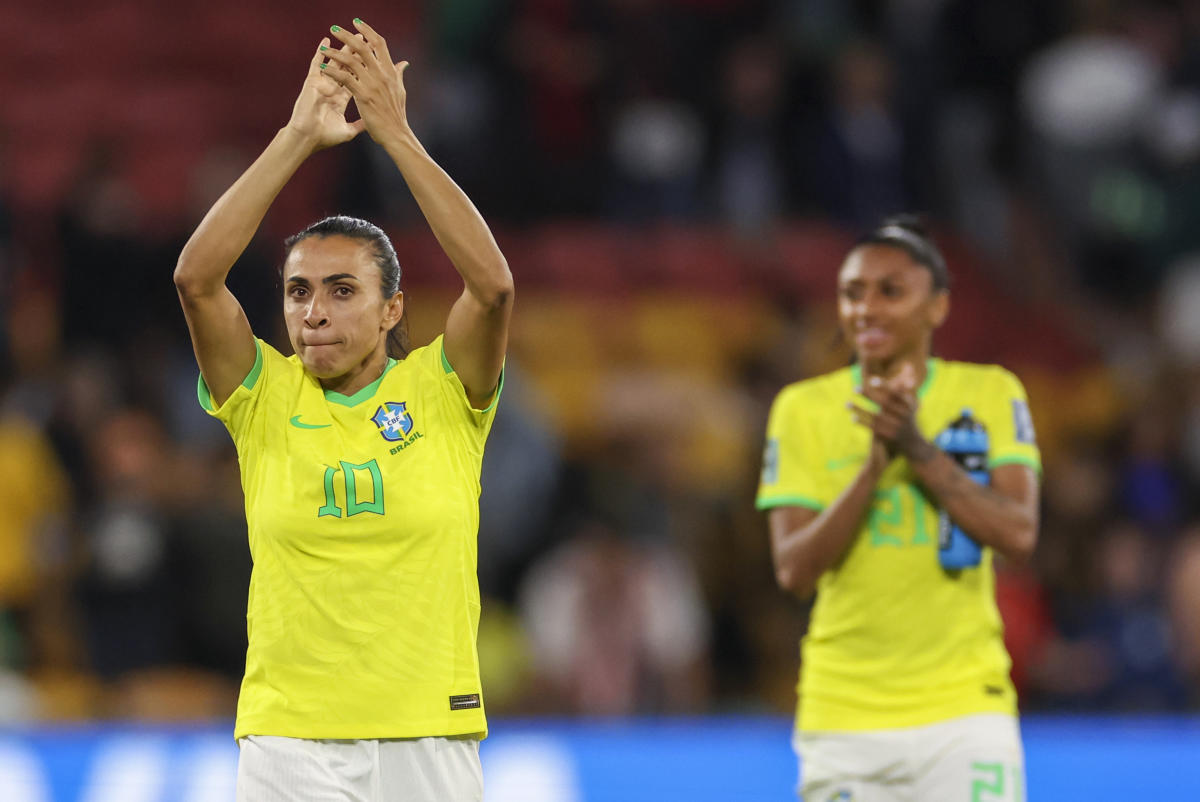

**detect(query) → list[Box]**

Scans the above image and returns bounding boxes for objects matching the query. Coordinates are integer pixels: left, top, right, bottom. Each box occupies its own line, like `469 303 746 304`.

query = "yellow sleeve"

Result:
427 334 504 430
980 367 1041 473
196 337 267 445
756 387 826 511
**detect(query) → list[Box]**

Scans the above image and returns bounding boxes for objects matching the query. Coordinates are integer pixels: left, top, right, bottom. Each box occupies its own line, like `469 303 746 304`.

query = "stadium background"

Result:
1 0 1200 798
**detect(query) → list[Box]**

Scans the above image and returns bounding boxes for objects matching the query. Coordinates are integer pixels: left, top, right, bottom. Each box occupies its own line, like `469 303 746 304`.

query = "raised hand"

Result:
286 37 366 151
321 19 411 148
847 362 934 462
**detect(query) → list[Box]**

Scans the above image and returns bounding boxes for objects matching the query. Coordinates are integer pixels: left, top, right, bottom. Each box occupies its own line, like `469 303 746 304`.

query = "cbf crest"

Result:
372 402 414 442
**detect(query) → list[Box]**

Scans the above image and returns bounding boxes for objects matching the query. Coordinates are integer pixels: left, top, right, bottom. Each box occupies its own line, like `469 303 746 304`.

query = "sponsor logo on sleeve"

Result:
1012 399 1036 445
762 439 779 484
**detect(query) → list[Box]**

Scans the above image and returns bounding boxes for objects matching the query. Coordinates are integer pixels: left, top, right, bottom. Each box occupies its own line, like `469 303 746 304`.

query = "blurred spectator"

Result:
1091 522 1184 709
75 409 179 678
711 36 789 236
501 0 607 219
477 364 563 602
806 39 908 229
58 140 167 350
519 519 710 714
608 94 707 220
1167 529 1200 704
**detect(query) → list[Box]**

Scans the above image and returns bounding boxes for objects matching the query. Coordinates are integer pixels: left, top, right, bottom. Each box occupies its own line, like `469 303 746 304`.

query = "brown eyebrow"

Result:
285 273 361 286
839 270 909 285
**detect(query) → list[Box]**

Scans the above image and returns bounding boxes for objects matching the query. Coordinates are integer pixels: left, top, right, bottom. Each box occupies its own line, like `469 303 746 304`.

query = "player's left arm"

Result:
324 19 513 408
856 370 1039 564
905 455 1038 564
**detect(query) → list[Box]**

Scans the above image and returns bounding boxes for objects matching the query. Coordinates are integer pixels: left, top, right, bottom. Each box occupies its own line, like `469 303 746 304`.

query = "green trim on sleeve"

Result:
756 494 825 512
477 364 505 414
197 375 214 412
196 338 264 412
440 339 505 413
243 339 265 391
990 455 1043 474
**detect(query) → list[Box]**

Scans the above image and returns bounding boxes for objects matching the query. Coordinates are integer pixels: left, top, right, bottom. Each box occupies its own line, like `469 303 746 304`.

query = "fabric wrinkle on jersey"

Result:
199 334 499 740
757 359 1041 732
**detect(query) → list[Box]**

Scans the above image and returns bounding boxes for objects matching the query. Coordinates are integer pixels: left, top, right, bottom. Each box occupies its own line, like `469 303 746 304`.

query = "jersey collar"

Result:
850 358 939 400
323 358 398 407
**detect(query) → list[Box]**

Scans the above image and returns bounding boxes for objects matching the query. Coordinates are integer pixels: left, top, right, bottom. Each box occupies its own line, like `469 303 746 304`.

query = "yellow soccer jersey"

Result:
756 359 1040 732
199 335 500 740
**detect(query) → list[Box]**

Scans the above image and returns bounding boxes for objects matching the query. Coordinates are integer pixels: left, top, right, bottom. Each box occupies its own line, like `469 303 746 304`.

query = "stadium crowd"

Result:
1 0 1200 721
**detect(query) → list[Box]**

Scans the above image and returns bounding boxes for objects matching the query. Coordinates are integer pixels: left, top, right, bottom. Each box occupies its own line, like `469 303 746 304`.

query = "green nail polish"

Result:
353 17 363 25
331 24 341 32
319 45 328 51
319 63 327 69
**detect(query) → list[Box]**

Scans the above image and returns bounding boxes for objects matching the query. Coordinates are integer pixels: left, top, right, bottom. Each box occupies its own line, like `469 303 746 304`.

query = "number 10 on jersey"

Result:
319 460 385 518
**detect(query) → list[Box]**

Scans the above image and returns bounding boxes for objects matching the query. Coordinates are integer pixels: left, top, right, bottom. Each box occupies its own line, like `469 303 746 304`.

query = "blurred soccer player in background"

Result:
173 19 511 802
757 217 1040 801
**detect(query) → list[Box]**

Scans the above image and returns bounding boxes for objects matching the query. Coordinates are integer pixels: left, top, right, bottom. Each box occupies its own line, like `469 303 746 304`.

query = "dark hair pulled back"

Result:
857 214 950 292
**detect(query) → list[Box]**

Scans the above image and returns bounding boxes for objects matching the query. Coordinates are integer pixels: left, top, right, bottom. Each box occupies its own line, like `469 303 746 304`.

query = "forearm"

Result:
773 462 884 598
378 128 512 305
175 127 314 295
908 449 1038 562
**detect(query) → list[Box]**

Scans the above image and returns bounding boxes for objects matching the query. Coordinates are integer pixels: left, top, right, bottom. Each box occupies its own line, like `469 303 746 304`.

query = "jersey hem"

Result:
797 707 1019 734
233 719 488 742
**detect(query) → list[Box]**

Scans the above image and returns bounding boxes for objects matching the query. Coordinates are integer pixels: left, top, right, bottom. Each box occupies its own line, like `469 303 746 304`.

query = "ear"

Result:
927 289 949 329
382 291 404 330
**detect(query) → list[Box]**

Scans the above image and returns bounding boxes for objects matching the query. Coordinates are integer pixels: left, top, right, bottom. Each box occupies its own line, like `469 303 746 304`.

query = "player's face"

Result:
282 235 403 380
837 244 948 369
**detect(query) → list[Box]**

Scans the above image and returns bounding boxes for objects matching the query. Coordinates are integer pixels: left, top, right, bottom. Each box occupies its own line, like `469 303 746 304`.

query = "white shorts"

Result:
794 713 1024 802
236 734 483 802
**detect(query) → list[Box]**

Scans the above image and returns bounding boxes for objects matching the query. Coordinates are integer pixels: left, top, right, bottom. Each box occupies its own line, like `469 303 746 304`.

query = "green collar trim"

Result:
850 358 938 399
324 358 398 407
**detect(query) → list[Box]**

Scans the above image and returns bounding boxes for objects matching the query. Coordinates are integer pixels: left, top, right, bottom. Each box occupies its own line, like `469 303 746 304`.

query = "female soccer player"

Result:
174 20 511 801
757 217 1039 802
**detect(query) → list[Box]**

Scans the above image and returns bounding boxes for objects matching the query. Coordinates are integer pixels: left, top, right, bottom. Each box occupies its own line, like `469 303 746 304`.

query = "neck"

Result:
319 347 390 397
861 353 930 386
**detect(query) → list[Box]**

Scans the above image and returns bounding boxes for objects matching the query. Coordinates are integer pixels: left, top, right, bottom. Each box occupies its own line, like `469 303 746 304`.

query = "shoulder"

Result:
390 335 450 380
933 359 1027 395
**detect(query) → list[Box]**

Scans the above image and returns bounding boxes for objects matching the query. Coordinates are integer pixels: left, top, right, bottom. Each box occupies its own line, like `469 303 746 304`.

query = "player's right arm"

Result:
768 441 887 600
175 38 362 406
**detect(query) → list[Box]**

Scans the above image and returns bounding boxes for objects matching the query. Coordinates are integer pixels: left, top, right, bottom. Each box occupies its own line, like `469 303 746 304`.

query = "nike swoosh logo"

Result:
290 415 330 430
825 455 865 471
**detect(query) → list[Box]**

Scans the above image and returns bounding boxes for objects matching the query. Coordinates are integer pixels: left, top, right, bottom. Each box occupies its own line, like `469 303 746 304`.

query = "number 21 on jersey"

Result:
868 485 933 547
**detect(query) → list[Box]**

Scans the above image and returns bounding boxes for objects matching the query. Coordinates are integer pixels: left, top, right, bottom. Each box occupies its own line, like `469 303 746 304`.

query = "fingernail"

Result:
319 63 327 69
320 45 328 51
331 24 341 32
353 17 363 25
